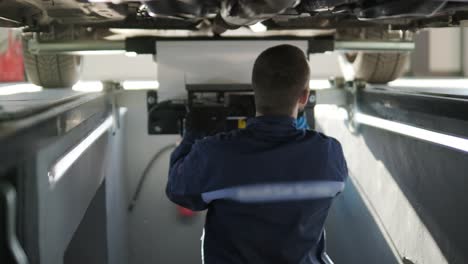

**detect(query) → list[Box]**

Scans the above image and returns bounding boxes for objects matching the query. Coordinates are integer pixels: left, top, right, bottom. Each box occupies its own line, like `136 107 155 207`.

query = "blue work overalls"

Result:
167 116 348 264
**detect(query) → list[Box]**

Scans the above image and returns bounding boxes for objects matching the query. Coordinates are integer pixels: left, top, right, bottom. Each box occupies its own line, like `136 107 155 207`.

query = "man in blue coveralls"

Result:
166 44 348 264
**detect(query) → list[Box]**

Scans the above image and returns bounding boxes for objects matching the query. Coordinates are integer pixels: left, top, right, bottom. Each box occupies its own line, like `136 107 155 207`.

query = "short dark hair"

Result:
252 44 310 116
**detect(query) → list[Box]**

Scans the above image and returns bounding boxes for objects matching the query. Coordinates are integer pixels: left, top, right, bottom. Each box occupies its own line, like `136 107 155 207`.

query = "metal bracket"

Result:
313 78 366 133
27 39 126 55
344 80 366 134
26 35 414 56
334 40 415 52
103 81 122 135
0 182 28 264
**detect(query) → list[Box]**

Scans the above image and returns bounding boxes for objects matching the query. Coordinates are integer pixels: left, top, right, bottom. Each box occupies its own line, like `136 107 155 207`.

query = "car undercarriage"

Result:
1 0 468 87
1 0 468 32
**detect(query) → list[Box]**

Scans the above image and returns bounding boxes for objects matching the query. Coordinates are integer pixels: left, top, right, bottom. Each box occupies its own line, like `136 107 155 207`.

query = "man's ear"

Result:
298 89 310 106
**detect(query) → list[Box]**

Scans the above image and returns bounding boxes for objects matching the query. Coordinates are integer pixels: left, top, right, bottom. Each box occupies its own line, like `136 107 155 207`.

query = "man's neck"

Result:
256 112 297 119
256 105 299 119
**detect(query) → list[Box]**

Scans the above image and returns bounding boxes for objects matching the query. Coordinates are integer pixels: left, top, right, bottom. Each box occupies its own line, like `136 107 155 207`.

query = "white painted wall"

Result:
79 43 343 87
118 91 206 263
428 28 462 74
81 54 158 81
463 27 468 76
156 40 309 100
308 52 344 78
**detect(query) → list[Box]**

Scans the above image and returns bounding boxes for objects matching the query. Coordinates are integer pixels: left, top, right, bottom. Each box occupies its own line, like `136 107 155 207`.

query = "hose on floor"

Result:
128 143 177 212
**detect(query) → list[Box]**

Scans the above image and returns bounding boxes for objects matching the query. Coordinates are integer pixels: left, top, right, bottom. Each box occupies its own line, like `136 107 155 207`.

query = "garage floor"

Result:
126 148 400 264
122 88 468 264
122 91 401 264
127 148 206 263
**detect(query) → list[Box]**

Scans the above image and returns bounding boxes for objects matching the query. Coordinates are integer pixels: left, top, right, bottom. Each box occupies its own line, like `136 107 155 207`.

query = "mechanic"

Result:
166 44 348 264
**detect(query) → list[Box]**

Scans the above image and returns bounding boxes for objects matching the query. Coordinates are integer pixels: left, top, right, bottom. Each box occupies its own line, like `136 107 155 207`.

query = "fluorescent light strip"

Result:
309 79 332 90
0 83 42 96
125 52 138 57
355 112 468 153
48 115 114 186
389 78 468 89
72 81 103 92
72 50 126 55
314 105 349 120
122 80 160 90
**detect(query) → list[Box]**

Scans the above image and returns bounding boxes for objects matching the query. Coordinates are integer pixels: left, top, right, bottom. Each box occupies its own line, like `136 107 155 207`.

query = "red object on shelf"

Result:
0 30 25 82
177 205 196 217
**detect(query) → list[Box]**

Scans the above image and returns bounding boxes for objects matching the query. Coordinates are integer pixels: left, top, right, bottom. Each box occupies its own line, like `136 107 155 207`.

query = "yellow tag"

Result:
238 119 247 129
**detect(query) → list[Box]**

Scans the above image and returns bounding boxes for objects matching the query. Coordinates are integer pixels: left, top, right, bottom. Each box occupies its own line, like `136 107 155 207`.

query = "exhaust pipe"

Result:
214 0 299 33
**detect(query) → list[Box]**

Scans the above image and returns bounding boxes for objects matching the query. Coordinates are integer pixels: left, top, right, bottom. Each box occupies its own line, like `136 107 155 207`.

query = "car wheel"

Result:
22 27 82 88
338 28 410 84
344 51 409 84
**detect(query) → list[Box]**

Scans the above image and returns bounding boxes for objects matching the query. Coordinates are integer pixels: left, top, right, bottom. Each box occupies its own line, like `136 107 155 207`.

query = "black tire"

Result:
338 28 410 84
345 52 409 84
22 28 82 88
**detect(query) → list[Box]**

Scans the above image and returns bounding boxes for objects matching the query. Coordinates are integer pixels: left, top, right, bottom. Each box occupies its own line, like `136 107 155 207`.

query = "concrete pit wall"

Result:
318 105 468 264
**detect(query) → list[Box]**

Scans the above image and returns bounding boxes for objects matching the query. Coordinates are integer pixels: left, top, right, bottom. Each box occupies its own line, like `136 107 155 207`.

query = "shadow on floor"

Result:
326 178 400 264
128 149 206 264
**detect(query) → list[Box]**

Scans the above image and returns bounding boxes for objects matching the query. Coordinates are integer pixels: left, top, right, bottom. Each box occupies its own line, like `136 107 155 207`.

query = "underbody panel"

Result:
1 1 468 35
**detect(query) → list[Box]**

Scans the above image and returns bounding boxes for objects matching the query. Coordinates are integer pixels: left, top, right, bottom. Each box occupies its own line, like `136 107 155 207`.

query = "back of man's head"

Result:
252 44 310 116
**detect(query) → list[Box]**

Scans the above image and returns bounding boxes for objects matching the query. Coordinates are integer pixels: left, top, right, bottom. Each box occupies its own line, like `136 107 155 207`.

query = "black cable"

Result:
128 143 177 212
